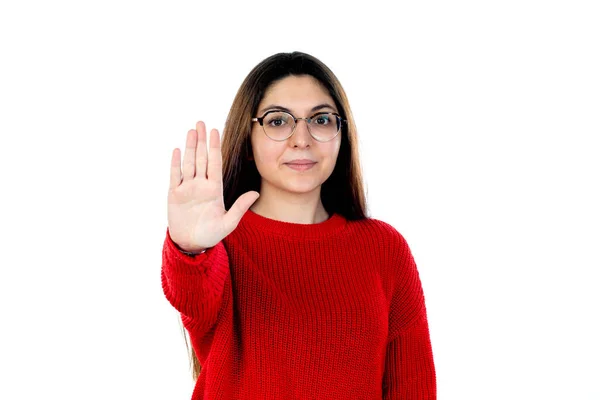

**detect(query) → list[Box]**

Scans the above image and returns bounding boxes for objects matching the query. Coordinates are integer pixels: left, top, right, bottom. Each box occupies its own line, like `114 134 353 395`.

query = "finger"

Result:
182 129 197 180
206 128 223 183
223 191 260 234
169 148 182 191
195 121 208 179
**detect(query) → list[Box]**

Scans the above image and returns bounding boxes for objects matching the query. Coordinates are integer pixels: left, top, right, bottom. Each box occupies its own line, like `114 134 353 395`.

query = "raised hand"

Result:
167 121 260 253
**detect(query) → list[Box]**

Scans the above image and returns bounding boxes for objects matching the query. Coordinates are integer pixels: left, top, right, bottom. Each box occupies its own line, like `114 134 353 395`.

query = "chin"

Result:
260 169 326 194
280 179 323 194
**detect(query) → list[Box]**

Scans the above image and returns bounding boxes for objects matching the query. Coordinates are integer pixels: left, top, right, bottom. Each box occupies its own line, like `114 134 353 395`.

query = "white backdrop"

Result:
1 1 598 399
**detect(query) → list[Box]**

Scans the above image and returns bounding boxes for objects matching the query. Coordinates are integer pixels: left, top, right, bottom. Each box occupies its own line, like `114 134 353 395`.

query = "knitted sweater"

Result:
161 209 436 399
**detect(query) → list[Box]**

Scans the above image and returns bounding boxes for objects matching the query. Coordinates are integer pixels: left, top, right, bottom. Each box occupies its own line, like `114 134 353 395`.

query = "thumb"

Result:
223 191 260 234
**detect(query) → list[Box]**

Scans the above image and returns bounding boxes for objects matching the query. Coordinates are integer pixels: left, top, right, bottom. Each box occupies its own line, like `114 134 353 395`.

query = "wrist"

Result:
173 241 208 256
179 248 207 256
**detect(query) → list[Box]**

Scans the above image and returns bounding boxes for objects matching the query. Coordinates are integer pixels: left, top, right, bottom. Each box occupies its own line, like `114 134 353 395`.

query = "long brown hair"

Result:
182 51 369 381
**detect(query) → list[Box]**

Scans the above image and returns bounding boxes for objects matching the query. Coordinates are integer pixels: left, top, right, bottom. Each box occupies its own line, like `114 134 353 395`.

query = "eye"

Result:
264 112 291 127
268 118 284 127
313 113 331 125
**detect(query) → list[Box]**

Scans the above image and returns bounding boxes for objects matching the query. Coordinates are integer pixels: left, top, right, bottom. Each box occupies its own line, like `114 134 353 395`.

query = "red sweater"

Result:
161 209 436 399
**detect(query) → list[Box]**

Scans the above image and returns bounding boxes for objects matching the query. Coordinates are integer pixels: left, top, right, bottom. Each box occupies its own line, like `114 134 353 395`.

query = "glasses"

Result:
252 110 345 142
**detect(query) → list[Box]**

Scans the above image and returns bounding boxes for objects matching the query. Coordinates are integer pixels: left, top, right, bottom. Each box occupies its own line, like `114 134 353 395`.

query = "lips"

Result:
284 159 317 165
285 163 316 171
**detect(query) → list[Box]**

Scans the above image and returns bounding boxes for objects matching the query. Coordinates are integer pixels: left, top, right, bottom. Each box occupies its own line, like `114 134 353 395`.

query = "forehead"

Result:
259 75 334 108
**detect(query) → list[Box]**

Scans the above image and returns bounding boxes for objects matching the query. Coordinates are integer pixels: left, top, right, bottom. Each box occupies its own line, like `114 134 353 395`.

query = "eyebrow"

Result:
258 103 337 116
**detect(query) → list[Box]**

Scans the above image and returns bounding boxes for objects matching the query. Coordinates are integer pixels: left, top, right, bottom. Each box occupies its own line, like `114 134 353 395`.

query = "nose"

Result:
290 118 312 146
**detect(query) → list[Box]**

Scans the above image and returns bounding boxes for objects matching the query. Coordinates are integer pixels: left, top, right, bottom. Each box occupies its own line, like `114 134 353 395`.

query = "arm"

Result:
161 227 229 334
382 233 436 399
382 314 436 399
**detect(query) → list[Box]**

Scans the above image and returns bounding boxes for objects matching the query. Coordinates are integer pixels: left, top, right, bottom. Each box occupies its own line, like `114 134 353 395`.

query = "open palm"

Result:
167 121 260 253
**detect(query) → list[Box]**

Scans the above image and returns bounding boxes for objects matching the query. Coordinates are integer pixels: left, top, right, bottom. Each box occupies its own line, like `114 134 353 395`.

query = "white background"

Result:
1 0 599 399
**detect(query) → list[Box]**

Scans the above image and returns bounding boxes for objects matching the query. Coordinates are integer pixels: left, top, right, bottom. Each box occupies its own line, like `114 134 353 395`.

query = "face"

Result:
250 75 342 196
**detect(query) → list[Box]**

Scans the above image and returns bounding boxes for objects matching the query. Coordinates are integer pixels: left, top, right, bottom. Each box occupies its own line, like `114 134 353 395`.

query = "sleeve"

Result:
382 232 437 399
160 227 230 335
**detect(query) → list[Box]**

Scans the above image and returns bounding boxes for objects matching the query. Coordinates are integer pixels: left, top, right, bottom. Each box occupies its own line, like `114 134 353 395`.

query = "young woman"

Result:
162 51 436 399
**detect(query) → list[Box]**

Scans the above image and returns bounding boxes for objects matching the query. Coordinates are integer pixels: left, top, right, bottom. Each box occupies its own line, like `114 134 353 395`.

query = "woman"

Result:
161 51 436 399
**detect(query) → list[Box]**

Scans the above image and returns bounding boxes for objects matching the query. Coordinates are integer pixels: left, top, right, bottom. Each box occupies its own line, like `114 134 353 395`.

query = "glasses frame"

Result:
251 110 346 142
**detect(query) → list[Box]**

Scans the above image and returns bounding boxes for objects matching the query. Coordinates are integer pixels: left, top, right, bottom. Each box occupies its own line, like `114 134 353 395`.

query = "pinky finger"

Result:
169 148 182 191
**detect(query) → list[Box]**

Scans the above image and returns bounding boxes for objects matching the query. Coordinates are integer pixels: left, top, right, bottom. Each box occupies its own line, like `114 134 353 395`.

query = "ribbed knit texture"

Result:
161 209 436 399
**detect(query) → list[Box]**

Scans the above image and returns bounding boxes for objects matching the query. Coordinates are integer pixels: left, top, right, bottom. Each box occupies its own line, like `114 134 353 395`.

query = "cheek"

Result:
253 141 284 166
325 141 342 162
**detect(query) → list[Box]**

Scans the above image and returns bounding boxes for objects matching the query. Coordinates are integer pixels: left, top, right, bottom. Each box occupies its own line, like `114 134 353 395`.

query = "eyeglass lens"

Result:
262 111 340 141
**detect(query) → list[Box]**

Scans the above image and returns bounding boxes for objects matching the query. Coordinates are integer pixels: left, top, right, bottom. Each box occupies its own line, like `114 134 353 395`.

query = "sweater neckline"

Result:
240 209 346 239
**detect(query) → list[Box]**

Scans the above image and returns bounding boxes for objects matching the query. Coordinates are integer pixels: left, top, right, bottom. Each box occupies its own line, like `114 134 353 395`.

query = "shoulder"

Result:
344 216 415 272
348 216 409 248
350 216 417 276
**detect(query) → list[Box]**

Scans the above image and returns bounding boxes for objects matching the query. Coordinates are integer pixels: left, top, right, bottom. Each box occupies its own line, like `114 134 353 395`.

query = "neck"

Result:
249 184 329 224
